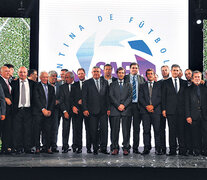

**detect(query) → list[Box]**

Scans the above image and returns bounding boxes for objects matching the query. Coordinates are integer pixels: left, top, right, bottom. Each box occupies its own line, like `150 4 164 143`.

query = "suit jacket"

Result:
162 77 187 115
100 76 117 84
11 78 36 113
71 81 83 111
0 84 6 116
33 82 56 115
82 78 110 115
139 81 162 114
59 83 73 114
185 83 207 121
109 80 132 116
0 76 12 100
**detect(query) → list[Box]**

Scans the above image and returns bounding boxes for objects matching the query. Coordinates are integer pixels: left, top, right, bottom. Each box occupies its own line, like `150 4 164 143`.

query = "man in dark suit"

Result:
59 71 74 153
28 69 38 82
139 69 162 155
0 66 13 154
11 67 35 154
82 66 110 155
48 70 62 152
185 69 193 87
71 68 92 153
0 83 6 144
33 71 55 154
124 62 146 154
159 65 170 154
59 69 68 85
109 67 132 155
162 64 187 156
4 64 15 83
185 70 207 156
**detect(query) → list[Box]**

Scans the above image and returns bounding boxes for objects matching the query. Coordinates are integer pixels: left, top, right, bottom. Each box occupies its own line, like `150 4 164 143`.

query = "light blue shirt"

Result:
130 74 138 103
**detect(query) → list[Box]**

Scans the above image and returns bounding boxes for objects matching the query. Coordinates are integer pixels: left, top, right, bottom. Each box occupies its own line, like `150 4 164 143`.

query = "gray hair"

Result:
65 71 74 79
48 70 58 76
40 71 48 77
192 70 202 77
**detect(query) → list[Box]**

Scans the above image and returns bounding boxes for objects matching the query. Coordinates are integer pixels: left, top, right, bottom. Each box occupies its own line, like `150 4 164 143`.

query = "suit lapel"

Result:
169 78 177 94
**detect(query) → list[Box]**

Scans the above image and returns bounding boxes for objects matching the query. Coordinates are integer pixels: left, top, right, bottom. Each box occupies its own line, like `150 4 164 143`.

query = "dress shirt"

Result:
172 77 180 93
18 79 30 108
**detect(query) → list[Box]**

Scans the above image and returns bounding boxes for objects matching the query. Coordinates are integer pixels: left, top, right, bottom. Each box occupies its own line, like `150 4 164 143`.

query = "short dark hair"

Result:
92 66 100 69
171 64 180 70
77 68 85 73
184 69 192 73
192 70 202 77
146 68 155 76
4 64 14 69
116 67 126 74
130 62 139 69
104 64 112 69
28 69 37 77
61 69 68 72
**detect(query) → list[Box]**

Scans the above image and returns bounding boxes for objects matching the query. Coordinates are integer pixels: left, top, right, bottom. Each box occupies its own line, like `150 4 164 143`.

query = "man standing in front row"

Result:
109 67 132 155
139 69 162 155
124 62 145 154
82 66 110 155
11 67 36 154
185 71 207 156
33 71 56 154
162 64 187 156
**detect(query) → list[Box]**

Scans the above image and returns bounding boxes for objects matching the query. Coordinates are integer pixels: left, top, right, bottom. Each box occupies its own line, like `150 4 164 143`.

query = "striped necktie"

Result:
132 75 136 100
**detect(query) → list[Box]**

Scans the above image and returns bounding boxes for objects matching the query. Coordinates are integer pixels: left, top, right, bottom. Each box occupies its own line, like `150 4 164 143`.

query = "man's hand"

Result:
83 110 89 117
73 106 79 114
55 100 59 105
1 115 5 120
118 104 125 111
201 80 205 85
5 98 12 105
64 111 69 119
107 110 110 116
146 105 154 113
78 99 82 105
186 117 192 124
42 108 48 117
162 110 166 118
47 110 51 117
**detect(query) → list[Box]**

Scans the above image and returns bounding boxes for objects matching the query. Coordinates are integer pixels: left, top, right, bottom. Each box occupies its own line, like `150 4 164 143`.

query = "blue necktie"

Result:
174 79 178 93
43 84 48 108
132 75 136 101
119 81 123 91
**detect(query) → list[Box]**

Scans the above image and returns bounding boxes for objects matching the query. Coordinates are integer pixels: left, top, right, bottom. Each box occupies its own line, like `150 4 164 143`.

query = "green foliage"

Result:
0 18 30 77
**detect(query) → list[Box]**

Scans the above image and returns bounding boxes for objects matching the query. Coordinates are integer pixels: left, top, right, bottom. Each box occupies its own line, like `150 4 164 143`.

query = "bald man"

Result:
11 67 36 154
0 66 13 154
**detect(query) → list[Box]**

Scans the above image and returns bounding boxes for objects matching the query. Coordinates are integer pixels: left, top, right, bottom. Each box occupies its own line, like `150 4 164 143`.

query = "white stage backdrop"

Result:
39 0 189 147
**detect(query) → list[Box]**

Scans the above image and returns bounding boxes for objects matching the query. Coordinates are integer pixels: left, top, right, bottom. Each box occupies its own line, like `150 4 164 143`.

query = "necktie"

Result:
6 79 11 94
43 84 48 108
119 81 123 91
132 75 136 100
96 79 100 92
196 85 201 101
21 80 26 106
149 82 153 105
174 79 178 93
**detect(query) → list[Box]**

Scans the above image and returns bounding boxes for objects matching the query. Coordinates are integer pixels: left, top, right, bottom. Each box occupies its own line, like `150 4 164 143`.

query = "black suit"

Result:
162 77 187 153
109 80 132 151
0 84 6 146
59 83 73 150
33 82 55 150
82 78 110 151
11 79 35 151
0 76 13 151
139 81 161 151
124 74 146 151
185 83 207 153
71 81 91 151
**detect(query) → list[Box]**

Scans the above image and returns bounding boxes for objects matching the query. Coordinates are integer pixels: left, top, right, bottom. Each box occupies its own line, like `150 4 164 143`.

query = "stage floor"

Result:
0 147 207 168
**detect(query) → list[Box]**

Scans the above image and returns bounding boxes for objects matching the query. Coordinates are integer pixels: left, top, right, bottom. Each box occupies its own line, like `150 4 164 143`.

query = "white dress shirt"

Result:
171 77 180 92
18 79 30 108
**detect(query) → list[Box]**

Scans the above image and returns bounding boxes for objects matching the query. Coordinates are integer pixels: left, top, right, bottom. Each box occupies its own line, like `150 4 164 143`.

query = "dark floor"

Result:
0 147 207 168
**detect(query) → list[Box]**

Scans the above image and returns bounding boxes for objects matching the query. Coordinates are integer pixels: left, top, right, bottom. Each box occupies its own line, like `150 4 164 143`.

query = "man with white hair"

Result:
33 71 56 154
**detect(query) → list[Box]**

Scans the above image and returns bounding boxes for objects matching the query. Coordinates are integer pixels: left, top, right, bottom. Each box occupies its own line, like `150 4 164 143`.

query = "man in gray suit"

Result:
124 62 146 154
109 67 132 155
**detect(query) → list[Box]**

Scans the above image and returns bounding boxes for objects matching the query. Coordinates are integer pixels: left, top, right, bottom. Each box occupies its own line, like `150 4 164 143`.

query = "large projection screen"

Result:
39 0 189 146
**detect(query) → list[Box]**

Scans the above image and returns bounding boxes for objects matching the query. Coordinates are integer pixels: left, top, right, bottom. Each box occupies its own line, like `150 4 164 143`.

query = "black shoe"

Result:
187 150 193 156
141 149 150 155
40 148 46 153
179 150 188 156
87 149 92 154
93 150 98 155
76 149 82 154
16 149 23 155
201 151 207 156
193 151 200 156
167 151 177 156
52 148 59 153
133 149 141 154
155 149 162 155
73 148 77 153
25 150 34 154
62 149 69 153
100 150 110 154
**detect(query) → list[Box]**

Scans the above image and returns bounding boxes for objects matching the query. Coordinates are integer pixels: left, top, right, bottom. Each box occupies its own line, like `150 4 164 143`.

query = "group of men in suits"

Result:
1 62 207 157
